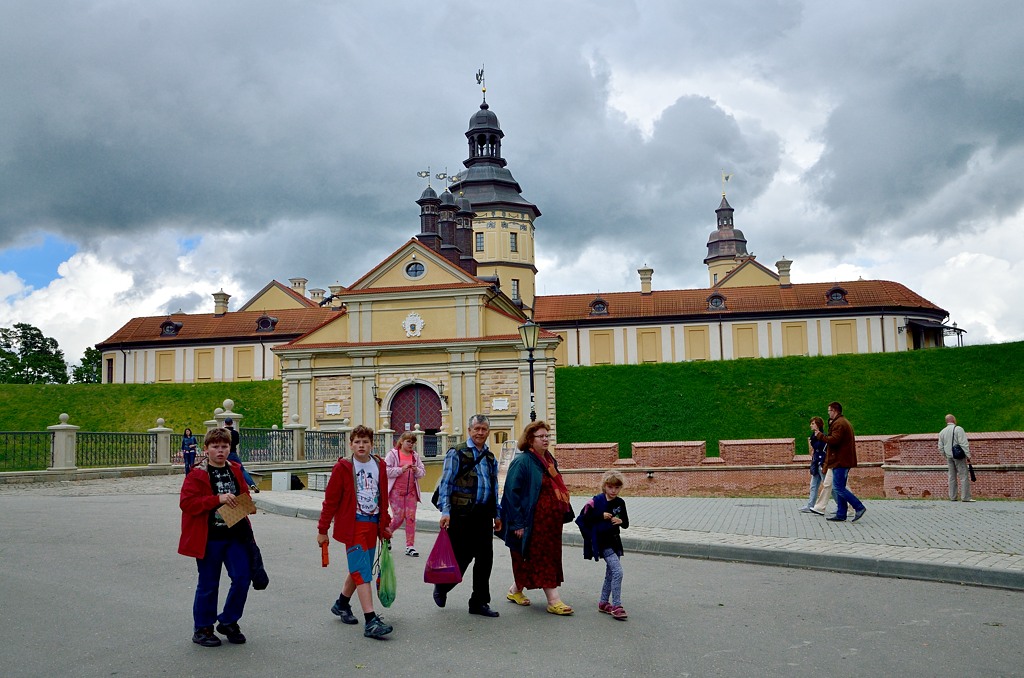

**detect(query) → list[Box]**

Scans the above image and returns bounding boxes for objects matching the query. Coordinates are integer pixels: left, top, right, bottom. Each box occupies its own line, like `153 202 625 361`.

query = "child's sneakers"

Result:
598 601 614 615
331 597 358 625
405 546 419 557
215 622 247 644
363 614 393 639
192 626 221 647
610 605 628 621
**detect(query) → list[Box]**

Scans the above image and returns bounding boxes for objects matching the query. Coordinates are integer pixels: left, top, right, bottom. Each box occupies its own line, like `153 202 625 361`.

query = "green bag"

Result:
375 539 397 608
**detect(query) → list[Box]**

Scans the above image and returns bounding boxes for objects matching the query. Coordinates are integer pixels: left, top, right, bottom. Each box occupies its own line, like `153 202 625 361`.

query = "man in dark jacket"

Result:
225 418 258 493
812 401 866 522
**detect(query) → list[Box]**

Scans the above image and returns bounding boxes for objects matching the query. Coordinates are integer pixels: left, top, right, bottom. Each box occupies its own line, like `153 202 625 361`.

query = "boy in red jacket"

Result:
317 425 394 639
178 428 254 647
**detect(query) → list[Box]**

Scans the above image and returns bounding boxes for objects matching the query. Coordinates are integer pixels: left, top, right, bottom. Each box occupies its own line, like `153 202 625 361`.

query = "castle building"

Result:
97 94 956 442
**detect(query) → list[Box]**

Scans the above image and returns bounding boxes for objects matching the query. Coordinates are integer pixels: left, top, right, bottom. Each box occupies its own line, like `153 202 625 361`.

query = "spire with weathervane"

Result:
704 171 750 286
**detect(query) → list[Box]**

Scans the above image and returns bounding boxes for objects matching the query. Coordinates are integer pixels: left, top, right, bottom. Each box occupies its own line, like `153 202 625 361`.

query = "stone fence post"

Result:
148 418 173 468
48 413 79 470
284 415 307 461
413 424 425 456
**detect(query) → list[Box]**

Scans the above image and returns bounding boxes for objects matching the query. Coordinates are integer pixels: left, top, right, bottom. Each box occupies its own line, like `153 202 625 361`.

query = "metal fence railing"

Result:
305 430 346 461
372 433 390 458
76 432 156 468
0 432 53 472
239 428 294 463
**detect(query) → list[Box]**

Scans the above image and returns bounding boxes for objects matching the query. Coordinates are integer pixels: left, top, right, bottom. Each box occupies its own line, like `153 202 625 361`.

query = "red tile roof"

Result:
534 280 947 323
96 307 338 348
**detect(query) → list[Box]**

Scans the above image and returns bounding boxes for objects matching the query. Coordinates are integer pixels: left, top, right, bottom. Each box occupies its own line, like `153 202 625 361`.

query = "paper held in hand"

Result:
215 493 257 527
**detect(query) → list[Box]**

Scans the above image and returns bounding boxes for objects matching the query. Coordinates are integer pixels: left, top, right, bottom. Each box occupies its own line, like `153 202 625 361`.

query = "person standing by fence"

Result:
224 418 258 493
938 414 974 502
181 428 198 475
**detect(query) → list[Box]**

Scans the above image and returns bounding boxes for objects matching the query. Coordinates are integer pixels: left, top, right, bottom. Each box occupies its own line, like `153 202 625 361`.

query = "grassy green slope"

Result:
0 381 284 433
555 341 1024 455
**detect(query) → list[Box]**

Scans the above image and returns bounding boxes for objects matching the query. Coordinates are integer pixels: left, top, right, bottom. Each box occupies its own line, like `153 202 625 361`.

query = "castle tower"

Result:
449 96 540 309
703 195 749 286
416 184 442 252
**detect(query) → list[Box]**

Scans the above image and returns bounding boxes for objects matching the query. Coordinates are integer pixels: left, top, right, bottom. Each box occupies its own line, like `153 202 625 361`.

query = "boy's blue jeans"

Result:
193 539 251 629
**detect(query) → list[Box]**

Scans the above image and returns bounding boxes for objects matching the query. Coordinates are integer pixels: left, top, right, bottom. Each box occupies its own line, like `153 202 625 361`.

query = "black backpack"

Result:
430 447 488 509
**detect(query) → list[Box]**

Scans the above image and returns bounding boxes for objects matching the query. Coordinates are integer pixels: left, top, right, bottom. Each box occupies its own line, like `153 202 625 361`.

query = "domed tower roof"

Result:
449 98 540 219
703 195 749 264
418 185 438 201
468 101 501 134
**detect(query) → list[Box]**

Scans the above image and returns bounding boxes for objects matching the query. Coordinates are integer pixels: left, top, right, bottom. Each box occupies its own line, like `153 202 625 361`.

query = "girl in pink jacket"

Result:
385 432 427 556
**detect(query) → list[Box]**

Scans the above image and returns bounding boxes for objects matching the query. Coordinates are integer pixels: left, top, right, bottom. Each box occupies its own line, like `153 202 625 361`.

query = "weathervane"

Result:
476 65 486 102
435 167 457 190
721 169 733 197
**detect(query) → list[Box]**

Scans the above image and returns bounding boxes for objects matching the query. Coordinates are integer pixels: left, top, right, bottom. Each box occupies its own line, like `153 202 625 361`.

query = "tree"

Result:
71 346 102 384
0 323 69 384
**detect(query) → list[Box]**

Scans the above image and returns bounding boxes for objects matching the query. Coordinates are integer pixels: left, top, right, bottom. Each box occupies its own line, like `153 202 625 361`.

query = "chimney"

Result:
776 257 792 287
328 284 345 310
288 277 308 297
212 289 231 316
638 266 654 295
309 288 325 304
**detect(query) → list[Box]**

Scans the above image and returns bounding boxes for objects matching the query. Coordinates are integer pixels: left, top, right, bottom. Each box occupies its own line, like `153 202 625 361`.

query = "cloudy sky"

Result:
2 0 1023 365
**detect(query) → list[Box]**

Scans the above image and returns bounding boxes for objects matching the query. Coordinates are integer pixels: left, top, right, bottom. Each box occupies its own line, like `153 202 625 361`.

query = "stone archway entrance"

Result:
388 384 443 456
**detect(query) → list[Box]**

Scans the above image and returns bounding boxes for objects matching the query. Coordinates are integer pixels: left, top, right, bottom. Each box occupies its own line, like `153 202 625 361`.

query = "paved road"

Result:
1 477 1024 677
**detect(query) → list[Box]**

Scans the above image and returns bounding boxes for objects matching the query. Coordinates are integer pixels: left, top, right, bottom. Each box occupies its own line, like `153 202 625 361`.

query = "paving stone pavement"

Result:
6 474 1022 589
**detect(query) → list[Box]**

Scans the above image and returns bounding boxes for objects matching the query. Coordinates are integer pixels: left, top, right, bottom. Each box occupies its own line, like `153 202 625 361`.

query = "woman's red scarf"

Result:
531 448 571 509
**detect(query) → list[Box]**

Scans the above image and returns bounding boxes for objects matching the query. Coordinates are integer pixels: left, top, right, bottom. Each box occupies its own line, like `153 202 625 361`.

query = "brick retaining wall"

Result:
555 432 1024 499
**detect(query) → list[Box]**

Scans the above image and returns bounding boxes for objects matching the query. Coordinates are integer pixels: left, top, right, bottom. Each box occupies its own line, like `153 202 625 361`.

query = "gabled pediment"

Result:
345 240 482 292
238 280 319 312
715 258 780 288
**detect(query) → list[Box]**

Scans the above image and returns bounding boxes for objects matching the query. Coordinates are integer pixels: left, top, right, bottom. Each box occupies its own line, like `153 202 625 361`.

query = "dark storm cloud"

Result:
2 0 1021 306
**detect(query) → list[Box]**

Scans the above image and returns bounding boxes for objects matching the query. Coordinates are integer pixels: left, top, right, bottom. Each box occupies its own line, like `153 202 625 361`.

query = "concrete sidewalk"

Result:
256 490 1024 591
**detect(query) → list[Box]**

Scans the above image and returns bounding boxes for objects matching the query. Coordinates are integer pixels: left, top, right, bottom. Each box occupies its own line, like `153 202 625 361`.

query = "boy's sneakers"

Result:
364 614 393 639
610 605 628 621
598 601 613 614
405 546 419 557
330 598 358 625
215 622 246 644
192 626 221 647
249 484 260 494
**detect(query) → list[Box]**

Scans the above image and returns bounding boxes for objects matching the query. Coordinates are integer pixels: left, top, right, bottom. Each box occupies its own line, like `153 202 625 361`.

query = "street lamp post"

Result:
518 319 540 422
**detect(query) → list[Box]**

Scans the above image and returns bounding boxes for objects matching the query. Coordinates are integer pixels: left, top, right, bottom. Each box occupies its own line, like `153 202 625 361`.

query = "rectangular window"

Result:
511 278 520 300
475 232 484 252
510 232 518 252
105 358 114 383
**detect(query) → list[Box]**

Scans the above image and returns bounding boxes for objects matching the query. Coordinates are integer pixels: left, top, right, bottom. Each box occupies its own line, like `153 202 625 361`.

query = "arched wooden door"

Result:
389 384 443 456
390 384 442 431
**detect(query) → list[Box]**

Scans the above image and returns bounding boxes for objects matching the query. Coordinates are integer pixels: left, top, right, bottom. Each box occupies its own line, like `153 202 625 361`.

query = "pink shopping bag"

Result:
424 528 463 585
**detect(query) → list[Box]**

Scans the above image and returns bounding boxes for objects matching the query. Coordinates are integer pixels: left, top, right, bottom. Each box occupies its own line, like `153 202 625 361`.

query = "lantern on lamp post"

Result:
518 319 540 422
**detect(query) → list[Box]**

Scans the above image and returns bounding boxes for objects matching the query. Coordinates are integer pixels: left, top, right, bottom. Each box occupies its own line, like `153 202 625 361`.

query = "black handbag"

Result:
951 426 967 460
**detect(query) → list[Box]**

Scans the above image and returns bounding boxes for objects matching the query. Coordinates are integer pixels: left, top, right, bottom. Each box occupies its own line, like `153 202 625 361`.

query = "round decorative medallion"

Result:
403 312 425 338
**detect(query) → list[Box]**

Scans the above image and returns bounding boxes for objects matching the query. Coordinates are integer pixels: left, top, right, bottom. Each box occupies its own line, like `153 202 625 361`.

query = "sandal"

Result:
610 605 628 621
546 601 574 616
506 590 531 606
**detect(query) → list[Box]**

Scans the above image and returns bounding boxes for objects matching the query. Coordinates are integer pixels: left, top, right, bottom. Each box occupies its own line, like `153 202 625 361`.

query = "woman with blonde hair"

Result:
499 420 574 615
385 432 426 556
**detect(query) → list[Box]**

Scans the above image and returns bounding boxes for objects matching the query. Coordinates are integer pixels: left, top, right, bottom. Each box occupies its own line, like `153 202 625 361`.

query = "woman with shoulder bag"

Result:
498 420 574 616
